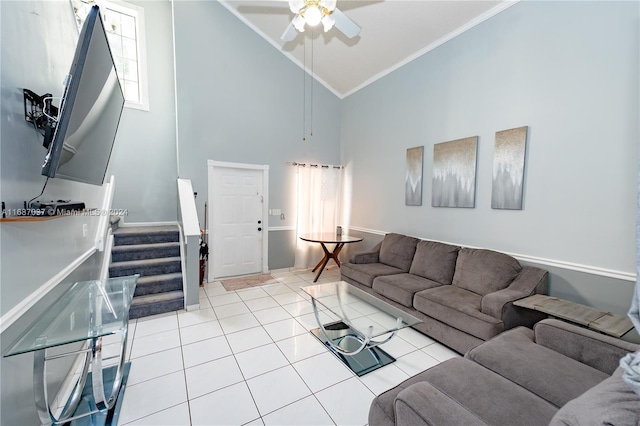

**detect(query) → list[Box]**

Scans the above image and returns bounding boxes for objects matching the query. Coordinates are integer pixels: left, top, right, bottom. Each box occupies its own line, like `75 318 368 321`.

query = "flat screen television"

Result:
41 5 124 186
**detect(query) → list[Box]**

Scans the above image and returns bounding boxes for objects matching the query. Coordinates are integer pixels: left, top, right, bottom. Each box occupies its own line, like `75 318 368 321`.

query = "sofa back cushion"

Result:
548 367 640 426
452 248 522 296
379 233 419 272
409 241 460 285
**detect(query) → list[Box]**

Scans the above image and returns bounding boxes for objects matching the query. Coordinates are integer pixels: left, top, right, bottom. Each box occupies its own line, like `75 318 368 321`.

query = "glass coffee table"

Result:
301 281 421 376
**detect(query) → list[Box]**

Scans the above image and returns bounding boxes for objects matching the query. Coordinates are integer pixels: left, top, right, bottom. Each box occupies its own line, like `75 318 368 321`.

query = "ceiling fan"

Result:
280 0 361 42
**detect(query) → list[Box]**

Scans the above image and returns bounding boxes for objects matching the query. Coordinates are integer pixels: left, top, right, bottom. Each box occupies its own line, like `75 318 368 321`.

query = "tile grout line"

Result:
124 269 439 425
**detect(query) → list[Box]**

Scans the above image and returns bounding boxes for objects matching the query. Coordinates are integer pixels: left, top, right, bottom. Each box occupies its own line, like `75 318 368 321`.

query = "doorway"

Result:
207 160 269 281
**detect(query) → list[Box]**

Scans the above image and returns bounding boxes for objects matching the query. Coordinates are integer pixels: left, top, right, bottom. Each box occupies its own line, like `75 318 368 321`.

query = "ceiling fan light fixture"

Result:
293 14 306 31
304 6 322 26
320 0 337 12
321 14 335 32
289 0 305 14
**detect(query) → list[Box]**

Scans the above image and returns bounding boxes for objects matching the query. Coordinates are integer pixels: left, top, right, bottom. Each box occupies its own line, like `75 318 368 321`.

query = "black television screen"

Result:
42 5 124 186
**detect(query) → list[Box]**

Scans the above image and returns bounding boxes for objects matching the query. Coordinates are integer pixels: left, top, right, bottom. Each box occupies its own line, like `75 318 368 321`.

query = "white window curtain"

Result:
294 164 342 269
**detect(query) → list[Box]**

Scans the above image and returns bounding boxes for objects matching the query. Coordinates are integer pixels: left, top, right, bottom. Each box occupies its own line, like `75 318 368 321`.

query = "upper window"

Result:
71 0 149 110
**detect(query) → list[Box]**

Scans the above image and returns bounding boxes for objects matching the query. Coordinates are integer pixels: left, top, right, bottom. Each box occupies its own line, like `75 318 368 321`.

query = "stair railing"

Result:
177 178 201 310
95 175 115 252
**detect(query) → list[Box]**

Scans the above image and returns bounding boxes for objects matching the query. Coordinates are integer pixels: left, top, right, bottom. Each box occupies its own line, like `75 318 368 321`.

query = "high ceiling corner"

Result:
219 0 518 98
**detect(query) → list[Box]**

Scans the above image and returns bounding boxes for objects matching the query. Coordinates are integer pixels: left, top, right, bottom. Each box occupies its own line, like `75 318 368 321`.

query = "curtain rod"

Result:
286 162 343 169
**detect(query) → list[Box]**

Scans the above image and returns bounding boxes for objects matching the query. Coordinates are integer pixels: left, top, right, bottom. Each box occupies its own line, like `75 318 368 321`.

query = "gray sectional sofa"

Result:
369 319 640 425
340 233 548 353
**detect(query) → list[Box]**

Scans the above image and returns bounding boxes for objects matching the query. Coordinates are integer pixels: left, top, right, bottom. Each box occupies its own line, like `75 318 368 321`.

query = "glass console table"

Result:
3 275 138 425
302 281 421 376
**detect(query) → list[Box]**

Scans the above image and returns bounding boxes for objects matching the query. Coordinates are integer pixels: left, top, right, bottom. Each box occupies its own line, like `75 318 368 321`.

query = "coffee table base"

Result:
310 321 396 376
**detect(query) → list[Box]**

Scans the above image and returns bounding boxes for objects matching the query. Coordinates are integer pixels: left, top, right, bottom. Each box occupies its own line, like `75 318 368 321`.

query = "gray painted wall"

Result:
0 0 78 210
0 0 107 315
342 2 638 289
268 229 296 270
106 0 178 223
172 1 342 233
0 2 113 422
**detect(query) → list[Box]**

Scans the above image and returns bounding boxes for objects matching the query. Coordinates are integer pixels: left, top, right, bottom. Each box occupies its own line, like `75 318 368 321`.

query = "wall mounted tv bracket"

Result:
23 88 59 148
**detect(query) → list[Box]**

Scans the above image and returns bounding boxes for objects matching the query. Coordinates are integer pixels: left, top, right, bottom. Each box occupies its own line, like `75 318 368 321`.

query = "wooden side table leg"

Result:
330 243 346 268
312 243 333 282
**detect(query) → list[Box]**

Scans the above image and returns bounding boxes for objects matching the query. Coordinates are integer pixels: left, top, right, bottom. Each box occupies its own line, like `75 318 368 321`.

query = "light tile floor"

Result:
117 267 461 426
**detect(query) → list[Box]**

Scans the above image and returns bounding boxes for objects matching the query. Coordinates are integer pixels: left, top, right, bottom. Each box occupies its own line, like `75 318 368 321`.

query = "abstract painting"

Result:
492 126 528 210
432 136 478 208
405 146 424 206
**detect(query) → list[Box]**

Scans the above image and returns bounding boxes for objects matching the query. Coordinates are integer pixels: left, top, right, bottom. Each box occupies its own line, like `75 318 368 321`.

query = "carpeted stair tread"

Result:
129 291 184 319
113 226 179 246
110 224 184 319
130 290 183 306
111 242 180 262
109 257 181 278
113 226 179 235
135 273 183 296
137 272 183 285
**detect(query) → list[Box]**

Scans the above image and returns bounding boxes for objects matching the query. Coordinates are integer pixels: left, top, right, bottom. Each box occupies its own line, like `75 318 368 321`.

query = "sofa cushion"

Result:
549 367 640 426
466 326 609 408
413 286 503 341
409 240 460 285
370 358 557 426
394 382 488 426
372 274 442 308
379 233 419 272
534 319 640 375
452 248 522 296
340 262 404 288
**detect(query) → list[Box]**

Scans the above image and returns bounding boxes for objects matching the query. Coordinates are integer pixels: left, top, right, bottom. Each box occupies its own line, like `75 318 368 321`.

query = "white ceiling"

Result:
219 0 517 98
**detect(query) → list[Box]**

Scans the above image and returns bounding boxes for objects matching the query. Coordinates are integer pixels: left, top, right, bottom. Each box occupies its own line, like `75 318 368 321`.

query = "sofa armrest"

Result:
534 319 640 375
394 382 487 426
350 241 382 264
481 267 548 327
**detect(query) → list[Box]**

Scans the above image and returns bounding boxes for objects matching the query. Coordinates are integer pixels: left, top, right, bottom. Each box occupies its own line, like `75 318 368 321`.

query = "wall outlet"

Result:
82 224 88 238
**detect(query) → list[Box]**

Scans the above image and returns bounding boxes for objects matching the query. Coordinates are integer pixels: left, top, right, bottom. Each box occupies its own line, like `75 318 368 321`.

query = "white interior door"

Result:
208 161 269 279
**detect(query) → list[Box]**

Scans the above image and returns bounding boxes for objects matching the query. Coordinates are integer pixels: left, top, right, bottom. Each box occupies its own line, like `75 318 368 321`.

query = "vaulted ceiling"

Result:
219 0 517 98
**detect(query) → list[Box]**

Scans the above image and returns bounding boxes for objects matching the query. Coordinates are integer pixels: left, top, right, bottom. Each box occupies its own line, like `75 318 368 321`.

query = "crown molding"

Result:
218 0 521 99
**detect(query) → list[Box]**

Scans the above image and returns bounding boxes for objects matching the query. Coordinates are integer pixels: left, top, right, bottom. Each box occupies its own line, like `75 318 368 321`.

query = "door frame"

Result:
207 160 269 281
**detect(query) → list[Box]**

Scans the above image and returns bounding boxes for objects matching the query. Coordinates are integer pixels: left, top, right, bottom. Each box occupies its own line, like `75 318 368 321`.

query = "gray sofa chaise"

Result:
369 319 640 426
340 233 548 353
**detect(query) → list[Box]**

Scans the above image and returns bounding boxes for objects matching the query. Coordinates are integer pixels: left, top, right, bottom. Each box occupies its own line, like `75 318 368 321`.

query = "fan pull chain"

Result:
302 34 306 142
310 27 314 137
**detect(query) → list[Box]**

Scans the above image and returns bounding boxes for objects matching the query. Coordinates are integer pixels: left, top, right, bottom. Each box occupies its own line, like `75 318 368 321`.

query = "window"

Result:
71 0 149 110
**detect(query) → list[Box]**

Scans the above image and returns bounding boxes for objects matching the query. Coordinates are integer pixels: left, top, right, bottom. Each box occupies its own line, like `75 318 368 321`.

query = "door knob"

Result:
258 227 262 231
258 220 262 224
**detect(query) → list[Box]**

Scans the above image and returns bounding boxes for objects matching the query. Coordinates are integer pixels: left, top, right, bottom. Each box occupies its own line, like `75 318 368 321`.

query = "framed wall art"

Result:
405 146 424 206
492 126 528 210
432 136 478 208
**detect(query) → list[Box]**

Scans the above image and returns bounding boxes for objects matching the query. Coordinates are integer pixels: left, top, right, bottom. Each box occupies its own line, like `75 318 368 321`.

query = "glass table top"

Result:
4 275 139 357
299 233 363 244
301 281 421 339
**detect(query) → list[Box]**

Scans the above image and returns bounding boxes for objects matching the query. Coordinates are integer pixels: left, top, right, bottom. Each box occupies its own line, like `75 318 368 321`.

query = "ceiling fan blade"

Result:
332 7 360 38
281 20 298 42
